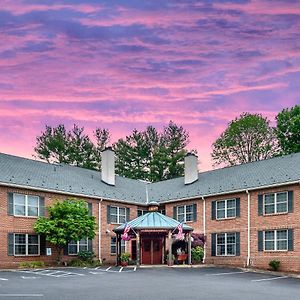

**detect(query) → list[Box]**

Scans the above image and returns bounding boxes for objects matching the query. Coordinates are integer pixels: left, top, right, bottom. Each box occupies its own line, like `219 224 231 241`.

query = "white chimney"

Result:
184 153 198 185
101 147 115 186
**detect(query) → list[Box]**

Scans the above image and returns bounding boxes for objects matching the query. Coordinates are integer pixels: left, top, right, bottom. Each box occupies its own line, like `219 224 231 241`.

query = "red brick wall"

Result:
0 186 100 268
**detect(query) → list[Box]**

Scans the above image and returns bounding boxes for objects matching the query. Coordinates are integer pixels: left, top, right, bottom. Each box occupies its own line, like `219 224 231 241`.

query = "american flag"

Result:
175 222 184 240
121 223 131 241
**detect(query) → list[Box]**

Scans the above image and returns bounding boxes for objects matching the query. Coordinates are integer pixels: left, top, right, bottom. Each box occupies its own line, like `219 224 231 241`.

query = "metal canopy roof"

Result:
113 211 193 232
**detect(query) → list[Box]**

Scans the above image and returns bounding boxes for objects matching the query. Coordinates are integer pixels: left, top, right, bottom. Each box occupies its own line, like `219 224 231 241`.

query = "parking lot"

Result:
0 266 299 299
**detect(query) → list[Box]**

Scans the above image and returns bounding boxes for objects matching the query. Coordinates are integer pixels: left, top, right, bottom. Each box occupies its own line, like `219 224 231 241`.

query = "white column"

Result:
188 232 192 265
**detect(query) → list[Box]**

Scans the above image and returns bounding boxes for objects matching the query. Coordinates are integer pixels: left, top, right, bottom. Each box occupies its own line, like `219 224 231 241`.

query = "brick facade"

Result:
0 183 299 272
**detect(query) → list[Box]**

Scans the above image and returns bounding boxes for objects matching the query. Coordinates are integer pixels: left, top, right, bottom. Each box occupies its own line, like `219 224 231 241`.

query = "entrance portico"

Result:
113 204 193 266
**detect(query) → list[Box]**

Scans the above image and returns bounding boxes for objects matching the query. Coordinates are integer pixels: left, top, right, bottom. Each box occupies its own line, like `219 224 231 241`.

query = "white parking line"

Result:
105 266 112 271
95 266 101 270
21 276 38 280
119 267 123 273
208 271 248 276
252 276 288 282
0 278 8 281
134 266 137 272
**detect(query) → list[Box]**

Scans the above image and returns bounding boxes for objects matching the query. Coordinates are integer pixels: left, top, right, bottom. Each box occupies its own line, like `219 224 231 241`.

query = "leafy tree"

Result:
276 105 300 155
212 113 278 166
34 200 97 264
34 124 110 170
114 121 193 182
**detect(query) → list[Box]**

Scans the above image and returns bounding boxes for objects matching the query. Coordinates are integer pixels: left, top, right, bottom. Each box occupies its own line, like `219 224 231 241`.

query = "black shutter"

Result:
258 231 264 251
211 233 216 256
107 205 111 224
126 208 130 222
88 239 93 252
236 198 240 217
235 232 240 256
63 244 69 255
8 233 14 256
173 206 177 220
193 203 197 221
288 191 294 213
211 201 216 220
88 202 93 216
258 194 263 215
137 209 142 217
39 197 45 217
288 229 294 251
40 235 46 256
7 192 14 215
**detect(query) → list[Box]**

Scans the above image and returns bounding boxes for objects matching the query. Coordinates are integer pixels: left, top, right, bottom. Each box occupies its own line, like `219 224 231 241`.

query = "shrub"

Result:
191 246 204 263
191 233 206 248
19 261 45 269
68 259 101 267
120 253 130 262
78 250 94 262
269 260 280 271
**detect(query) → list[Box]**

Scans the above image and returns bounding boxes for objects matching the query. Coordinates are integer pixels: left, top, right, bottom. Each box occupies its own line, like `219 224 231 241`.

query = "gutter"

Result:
98 199 103 263
202 196 206 263
246 190 251 267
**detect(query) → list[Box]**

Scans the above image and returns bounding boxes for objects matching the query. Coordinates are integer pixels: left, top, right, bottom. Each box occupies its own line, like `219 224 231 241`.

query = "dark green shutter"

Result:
258 231 263 251
137 209 142 217
236 198 240 217
211 233 216 256
211 201 216 220
39 197 45 217
40 235 46 256
193 203 197 221
235 232 240 256
288 229 294 251
288 191 294 213
258 195 263 215
126 208 130 222
88 239 93 252
7 192 14 215
88 202 93 216
173 206 177 220
107 205 111 224
8 233 14 256
63 244 69 255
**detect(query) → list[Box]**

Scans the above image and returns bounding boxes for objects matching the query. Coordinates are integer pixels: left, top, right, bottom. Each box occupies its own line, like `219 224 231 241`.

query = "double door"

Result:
141 238 163 265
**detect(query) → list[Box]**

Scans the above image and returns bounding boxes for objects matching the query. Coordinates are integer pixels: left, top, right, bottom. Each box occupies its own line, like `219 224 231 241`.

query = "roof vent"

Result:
101 147 115 186
184 152 198 185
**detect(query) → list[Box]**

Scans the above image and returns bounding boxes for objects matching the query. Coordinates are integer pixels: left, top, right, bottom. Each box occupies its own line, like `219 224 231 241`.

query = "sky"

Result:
0 0 299 171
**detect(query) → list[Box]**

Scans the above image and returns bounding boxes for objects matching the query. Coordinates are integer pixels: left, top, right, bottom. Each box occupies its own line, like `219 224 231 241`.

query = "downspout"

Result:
246 190 250 267
202 196 206 263
98 199 103 263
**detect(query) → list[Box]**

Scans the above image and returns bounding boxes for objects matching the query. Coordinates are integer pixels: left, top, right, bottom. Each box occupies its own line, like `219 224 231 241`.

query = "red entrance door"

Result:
141 238 163 265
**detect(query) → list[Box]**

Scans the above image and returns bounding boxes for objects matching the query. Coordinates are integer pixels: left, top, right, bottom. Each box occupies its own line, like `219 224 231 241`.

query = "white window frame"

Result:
110 237 125 255
110 206 127 224
14 233 40 256
68 238 89 255
177 204 194 223
263 191 288 215
263 230 288 252
216 199 236 220
216 233 236 256
13 193 40 217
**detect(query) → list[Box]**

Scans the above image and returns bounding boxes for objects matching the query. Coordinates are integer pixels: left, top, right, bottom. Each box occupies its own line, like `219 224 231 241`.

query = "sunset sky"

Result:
0 0 299 171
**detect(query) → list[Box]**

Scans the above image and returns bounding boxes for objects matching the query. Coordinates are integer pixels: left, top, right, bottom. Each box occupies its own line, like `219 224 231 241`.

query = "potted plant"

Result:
120 253 130 267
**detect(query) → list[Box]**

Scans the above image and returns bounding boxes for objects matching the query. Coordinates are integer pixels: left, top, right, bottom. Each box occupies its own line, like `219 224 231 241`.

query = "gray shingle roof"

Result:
0 152 300 204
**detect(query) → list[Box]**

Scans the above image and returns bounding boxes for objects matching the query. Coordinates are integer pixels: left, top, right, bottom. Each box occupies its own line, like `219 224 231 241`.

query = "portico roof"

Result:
113 211 193 232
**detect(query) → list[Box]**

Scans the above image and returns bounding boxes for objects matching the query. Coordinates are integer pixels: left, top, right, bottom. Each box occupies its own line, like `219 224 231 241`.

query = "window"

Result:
110 237 125 254
264 230 288 251
14 234 39 256
176 204 195 222
13 193 39 217
216 233 236 256
264 192 288 215
110 206 127 224
216 199 236 219
137 209 148 217
68 238 89 255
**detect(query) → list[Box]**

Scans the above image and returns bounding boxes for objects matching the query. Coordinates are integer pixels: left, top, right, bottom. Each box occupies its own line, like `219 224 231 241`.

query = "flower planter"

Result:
121 261 128 267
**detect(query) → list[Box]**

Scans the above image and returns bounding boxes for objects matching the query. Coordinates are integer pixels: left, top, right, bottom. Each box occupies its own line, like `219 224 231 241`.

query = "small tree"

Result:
34 200 97 264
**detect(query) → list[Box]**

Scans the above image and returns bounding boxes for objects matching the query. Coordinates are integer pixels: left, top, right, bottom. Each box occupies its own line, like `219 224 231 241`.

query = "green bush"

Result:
120 253 130 262
19 261 45 269
269 260 280 271
68 259 101 268
77 250 94 262
191 246 204 263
